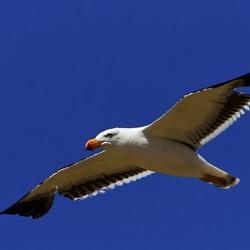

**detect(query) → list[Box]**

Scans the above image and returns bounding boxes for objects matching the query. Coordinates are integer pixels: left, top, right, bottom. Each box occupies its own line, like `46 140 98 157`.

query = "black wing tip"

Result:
220 73 250 88
240 72 250 86
194 72 250 91
0 208 40 219
0 194 56 219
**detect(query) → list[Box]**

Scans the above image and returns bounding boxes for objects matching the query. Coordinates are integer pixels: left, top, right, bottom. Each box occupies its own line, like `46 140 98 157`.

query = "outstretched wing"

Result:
144 73 250 150
0 151 153 219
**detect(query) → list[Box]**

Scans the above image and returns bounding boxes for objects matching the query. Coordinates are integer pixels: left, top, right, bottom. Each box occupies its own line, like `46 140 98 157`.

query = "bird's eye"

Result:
105 133 114 139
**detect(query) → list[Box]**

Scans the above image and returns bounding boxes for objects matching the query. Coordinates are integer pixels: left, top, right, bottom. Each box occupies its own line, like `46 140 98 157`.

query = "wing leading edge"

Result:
0 151 153 219
144 73 250 150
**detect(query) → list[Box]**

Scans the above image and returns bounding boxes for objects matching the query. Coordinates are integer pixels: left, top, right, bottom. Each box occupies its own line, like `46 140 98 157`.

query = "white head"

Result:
85 128 121 151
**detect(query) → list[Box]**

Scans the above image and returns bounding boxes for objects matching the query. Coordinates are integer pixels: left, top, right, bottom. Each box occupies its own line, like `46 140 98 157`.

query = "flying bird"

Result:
1 73 250 219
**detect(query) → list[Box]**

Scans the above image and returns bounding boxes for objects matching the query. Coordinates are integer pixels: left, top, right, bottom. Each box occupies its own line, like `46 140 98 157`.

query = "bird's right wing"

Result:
0 151 153 219
144 73 250 150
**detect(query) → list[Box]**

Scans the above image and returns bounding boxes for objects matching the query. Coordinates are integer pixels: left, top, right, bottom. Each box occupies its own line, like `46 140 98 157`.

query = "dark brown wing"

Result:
0 151 153 219
144 73 250 150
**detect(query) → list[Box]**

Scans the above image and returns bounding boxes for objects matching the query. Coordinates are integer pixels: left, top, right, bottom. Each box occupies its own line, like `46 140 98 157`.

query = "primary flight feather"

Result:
1 73 250 219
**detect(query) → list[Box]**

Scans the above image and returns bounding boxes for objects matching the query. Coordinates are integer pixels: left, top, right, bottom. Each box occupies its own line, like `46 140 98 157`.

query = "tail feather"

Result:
199 173 240 189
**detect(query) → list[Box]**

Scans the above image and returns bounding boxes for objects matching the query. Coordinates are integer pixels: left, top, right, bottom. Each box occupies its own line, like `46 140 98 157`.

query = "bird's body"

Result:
127 135 209 178
97 127 236 184
1 72 250 218
102 128 206 177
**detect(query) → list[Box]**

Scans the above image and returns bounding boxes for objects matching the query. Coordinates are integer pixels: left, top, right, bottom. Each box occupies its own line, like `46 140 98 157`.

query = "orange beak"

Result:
85 138 103 151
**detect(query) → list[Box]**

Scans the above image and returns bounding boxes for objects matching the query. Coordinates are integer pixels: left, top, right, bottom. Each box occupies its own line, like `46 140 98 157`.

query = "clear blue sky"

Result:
1 1 250 249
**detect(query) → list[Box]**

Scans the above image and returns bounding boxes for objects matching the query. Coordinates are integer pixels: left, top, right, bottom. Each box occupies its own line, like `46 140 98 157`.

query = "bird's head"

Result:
85 128 120 151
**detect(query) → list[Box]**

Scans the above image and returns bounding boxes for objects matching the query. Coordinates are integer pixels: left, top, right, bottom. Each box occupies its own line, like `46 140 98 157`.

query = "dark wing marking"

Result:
144 73 250 150
58 167 150 200
0 195 55 219
0 151 153 219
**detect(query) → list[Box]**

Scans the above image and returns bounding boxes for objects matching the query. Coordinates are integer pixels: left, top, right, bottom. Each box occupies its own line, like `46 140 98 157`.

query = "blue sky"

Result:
1 1 250 249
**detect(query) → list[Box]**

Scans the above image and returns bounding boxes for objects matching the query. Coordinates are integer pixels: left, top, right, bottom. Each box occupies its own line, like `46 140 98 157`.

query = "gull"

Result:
1 73 250 219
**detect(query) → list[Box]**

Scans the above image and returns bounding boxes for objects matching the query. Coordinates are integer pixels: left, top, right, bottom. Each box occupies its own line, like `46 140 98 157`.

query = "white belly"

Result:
121 137 207 178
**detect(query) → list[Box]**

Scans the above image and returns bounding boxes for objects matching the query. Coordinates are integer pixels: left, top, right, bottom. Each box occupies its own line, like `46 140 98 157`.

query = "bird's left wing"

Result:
0 151 153 219
144 73 250 150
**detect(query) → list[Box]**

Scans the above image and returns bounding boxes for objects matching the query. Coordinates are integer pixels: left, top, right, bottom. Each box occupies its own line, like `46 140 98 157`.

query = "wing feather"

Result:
144 73 250 150
0 151 153 219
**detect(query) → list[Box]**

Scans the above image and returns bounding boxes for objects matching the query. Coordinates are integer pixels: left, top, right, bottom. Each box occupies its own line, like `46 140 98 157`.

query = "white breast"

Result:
116 134 207 178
